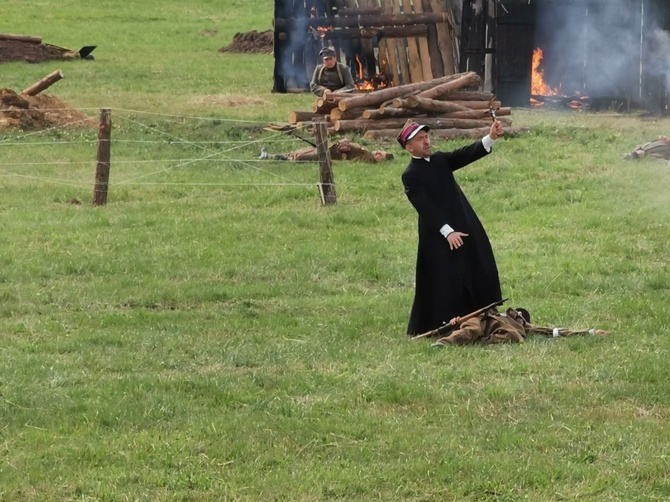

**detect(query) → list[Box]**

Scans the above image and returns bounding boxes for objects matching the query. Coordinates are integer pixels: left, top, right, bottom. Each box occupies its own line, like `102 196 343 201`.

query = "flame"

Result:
531 48 587 109
350 54 390 91
310 25 332 39
357 81 376 91
355 55 365 80
354 55 379 90
531 48 561 97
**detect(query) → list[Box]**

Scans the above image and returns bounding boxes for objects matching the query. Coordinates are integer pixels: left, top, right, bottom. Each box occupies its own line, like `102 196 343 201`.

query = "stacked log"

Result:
287 71 527 141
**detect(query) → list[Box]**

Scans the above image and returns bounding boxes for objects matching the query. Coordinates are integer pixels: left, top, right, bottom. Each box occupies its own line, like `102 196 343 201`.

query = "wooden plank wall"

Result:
273 0 460 92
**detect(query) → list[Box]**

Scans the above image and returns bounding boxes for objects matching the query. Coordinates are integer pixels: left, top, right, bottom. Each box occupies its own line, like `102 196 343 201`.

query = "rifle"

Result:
412 298 509 340
288 129 318 148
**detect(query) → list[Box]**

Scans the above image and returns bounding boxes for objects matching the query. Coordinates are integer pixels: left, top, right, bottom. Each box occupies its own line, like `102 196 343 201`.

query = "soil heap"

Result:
219 30 273 55
0 39 80 64
0 88 94 129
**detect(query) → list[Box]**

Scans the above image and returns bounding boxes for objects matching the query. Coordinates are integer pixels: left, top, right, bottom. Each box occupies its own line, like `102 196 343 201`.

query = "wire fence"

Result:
0 107 333 199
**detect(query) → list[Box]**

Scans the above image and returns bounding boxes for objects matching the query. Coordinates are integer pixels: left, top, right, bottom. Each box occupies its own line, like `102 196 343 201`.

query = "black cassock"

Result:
401 140 502 336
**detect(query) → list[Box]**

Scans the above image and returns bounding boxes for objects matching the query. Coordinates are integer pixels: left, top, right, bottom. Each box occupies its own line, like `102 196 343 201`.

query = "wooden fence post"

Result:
315 121 337 205
93 108 112 206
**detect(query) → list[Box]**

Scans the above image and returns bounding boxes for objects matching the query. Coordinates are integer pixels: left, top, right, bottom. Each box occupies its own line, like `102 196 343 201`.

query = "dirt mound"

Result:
220 30 274 55
0 88 95 129
0 39 80 64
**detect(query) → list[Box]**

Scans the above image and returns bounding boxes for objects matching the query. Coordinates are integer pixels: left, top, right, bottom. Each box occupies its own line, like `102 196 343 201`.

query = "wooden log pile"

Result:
288 71 528 141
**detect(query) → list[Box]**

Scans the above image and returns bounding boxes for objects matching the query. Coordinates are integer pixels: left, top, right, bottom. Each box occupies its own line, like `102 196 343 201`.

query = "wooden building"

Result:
273 0 669 113
272 0 461 93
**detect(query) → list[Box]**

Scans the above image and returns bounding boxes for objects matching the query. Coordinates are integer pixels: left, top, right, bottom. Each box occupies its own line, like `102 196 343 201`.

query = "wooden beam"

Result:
0 33 42 43
274 12 451 30
402 0 424 83
20 70 64 96
414 0 434 81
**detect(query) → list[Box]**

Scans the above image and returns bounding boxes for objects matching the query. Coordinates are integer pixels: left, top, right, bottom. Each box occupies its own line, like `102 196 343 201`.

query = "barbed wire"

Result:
0 108 334 189
0 169 90 189
0 158 316 167
1 106 289 124
110 112 314 185
0 138 304 147
0 116 95 145
102 107 288 124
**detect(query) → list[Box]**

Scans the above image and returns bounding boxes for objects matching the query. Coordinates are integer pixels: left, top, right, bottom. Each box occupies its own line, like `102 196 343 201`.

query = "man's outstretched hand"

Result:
489 120 504 140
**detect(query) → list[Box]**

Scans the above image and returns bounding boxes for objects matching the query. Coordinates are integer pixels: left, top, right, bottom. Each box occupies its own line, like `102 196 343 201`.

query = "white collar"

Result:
411 155 430 162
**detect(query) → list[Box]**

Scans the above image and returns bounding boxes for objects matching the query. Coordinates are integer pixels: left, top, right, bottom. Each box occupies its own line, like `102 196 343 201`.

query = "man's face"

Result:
373 151 387 162
323 56 337 68
405 130 431 158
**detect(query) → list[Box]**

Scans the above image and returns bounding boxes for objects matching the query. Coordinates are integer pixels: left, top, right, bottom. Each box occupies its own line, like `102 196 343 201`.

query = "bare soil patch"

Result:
219 30 273 55
0 39 79 64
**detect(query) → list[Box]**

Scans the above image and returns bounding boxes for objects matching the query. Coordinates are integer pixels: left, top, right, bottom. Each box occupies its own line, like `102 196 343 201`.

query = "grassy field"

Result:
2 1 670 501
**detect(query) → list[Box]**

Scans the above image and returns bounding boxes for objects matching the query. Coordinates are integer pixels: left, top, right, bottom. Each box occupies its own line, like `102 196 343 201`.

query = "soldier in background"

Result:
310 47 355 97
431 306 609 347
624 136 670 160
261 138 393 164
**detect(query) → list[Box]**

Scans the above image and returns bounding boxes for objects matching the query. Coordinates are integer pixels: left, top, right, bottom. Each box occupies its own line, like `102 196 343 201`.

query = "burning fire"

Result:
355 55 365 81
310 25 332 39
309 7 333 38
531 48 587 109
531 48 561 97
354 55 389 91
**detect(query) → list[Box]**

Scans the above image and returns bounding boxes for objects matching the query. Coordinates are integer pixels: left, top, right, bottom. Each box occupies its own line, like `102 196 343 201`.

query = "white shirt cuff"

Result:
482 134 496 152
439 224 454 238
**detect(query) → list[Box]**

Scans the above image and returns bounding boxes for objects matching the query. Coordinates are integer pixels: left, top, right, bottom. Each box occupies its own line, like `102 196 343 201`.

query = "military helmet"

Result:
514 308 531 324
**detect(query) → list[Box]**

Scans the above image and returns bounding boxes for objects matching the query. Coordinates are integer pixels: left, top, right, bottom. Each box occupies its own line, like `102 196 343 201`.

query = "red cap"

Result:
397 120 430 149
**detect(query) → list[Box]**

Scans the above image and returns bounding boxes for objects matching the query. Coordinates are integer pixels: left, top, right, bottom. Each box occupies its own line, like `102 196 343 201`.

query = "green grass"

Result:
2 1 670 500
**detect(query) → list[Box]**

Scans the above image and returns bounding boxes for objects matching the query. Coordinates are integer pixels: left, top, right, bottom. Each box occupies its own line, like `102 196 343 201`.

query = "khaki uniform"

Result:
625 137 670 160
288 140 378 163
435 308 604 346
310 63 355 97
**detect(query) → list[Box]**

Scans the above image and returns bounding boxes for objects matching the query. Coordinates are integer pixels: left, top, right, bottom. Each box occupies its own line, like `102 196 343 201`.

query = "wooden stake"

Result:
93 109 112 206
315 122 336 205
